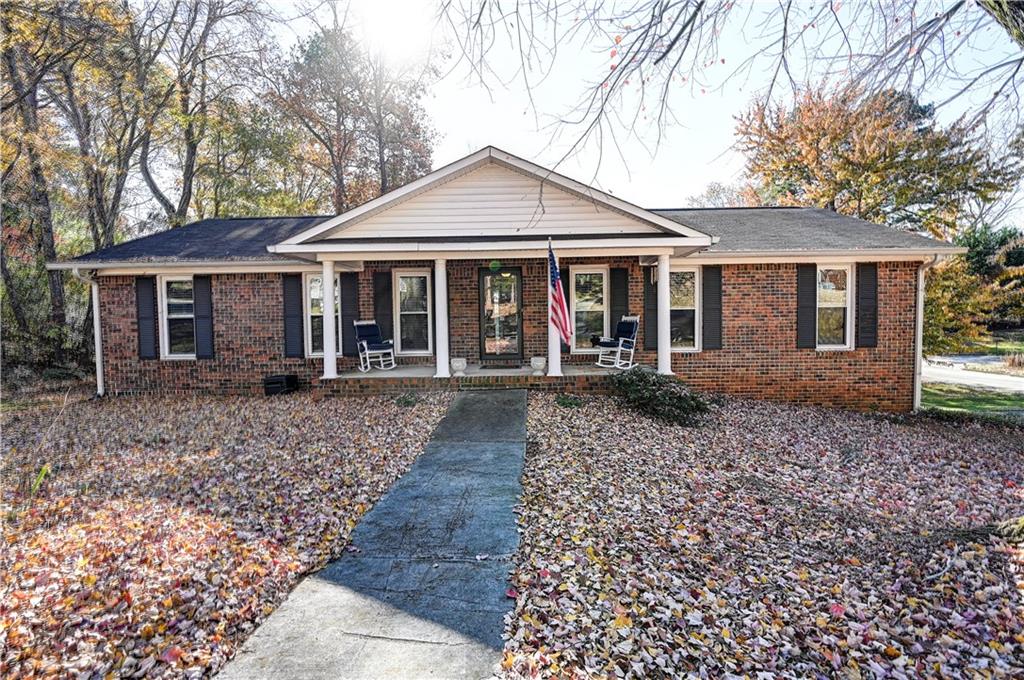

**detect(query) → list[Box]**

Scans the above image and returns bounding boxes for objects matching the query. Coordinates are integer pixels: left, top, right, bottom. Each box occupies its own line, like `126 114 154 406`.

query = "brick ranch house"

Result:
50 147 961 411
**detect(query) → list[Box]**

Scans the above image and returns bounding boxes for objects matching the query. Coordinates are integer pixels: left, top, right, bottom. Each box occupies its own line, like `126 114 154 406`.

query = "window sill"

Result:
815 345 853 352
671 347 701 353
396 351 433 357
160 354 196 361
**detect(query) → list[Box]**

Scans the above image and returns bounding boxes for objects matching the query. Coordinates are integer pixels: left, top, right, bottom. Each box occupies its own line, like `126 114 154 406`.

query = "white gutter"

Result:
46 260 338 273
689 247 966 263
70 267 104 397
913 255 940 411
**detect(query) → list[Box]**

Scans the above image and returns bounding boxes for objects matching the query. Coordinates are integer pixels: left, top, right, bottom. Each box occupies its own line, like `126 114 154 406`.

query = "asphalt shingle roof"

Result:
651 207 958 253
66 207 956 264
68 216 332 263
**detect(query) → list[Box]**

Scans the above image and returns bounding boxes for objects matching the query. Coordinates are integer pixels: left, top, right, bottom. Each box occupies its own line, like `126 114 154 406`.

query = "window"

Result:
670 268 700 351
570 267 608 352
816 265 853 349
305 273 340 356
160 276 195 358
394 270 432 354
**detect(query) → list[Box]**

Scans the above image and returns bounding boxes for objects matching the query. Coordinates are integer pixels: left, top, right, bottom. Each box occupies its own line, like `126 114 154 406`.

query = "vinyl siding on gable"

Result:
317 165 663 239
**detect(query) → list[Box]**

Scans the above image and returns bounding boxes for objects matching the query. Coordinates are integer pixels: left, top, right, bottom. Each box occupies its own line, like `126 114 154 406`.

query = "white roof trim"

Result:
688 247 965 264
47 261 363 275
275 146 714 246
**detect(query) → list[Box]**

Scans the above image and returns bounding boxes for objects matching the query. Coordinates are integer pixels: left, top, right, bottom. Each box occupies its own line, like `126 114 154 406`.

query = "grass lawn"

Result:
922 383 1024 419
0 392 452 677
506 394 1024 677
967 329 1024 356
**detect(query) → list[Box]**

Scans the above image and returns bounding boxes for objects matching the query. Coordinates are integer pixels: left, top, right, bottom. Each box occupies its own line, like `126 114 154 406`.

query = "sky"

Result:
270 0 1022 214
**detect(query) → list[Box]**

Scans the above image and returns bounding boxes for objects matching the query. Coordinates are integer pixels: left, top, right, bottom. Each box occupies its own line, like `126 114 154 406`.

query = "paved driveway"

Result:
221 390 527 679
923 362 1024 392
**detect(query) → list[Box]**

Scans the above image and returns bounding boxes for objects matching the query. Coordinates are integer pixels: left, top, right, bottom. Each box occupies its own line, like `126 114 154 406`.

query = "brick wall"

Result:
98 260 920 411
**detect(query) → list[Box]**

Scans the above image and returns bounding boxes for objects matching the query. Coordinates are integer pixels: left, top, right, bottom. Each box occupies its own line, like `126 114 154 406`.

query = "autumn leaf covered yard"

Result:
505 394 1023 677
1 393 451 677
2 389 1022 678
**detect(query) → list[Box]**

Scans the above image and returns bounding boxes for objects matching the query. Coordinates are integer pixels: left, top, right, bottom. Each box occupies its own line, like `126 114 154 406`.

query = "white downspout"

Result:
913 255 939 411
72 267 104 397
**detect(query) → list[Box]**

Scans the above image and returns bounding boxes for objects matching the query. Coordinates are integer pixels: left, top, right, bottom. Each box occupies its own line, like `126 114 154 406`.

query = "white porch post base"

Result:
321 259 338 379
657 254 673 375
433 258 451 378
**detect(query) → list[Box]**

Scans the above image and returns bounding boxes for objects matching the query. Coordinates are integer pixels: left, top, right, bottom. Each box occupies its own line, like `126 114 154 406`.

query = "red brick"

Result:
98 260 919 411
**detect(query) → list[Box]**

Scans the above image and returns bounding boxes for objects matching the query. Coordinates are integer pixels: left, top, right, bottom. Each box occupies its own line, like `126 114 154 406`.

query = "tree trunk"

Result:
0 244 30 335
3 41 67 362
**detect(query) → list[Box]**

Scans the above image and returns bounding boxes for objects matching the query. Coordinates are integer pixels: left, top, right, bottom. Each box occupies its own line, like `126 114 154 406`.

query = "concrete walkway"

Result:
221 390 527 679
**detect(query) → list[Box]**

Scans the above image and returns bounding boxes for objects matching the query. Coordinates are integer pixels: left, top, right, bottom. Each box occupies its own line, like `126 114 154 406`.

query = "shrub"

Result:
394 393 419 407
608 367 709 426
555 394 584 409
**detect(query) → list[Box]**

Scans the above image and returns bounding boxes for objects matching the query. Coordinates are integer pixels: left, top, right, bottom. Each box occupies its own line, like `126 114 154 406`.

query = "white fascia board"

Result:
48 261 364 275
274 146 716 246
317 247 680 261
684 248 965 264
270 236 709 254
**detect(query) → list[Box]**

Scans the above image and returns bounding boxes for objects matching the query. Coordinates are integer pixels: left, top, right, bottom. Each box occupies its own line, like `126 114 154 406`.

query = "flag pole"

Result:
546 237 562 377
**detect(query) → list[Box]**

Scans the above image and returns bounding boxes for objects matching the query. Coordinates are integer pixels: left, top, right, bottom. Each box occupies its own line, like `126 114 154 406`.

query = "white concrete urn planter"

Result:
530 356 546 376
451 358 467 377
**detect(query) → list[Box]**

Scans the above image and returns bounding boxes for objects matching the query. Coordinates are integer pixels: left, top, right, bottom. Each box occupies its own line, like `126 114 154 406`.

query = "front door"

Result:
479 267 522 360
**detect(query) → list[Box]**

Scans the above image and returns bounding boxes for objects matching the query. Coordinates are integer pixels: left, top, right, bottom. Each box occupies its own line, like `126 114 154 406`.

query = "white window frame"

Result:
670 266 702 353
303 272 341 358
569 266 610 353
816 263 855 351
392 269 433 356
157 274 196 360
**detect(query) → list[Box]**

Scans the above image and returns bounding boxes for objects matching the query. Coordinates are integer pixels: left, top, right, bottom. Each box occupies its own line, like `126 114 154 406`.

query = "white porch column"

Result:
657 254 673 375
321 259 338 379
433 258 451 377
547 257 563 377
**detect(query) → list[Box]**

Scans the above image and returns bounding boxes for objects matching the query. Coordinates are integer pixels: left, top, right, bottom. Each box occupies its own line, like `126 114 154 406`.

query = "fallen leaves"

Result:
1 391 451 678
505 394 1024 677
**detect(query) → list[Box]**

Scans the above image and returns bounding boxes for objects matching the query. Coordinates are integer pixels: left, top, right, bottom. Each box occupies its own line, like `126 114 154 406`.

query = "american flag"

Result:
548 241 573 345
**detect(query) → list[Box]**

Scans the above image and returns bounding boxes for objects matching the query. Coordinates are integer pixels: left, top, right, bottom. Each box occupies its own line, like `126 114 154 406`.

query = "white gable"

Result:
315 163 663 240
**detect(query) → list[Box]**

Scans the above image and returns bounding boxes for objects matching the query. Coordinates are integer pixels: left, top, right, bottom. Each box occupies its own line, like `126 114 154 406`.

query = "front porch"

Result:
313 253 679 385
337 362 622 379
319 361 627 396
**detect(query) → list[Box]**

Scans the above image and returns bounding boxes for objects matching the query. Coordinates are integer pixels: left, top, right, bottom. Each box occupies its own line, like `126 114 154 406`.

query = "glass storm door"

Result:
479 268 522 359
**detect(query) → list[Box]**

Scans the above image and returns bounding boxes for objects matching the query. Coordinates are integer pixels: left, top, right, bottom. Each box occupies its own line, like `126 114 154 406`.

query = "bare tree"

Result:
438 1 1024 164
356 54 435 195
135 0 268 226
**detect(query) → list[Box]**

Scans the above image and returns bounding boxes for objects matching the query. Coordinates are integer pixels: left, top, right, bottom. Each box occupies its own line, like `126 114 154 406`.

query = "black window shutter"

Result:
373 271 393 340
193 275 214 359
702 265 723 350
609 268 629 327
282 274 304 358
643 267 658 350
796 264 817 349
339 272 360 356
856 263 878 348
136 276 158 359
559 267 571 352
